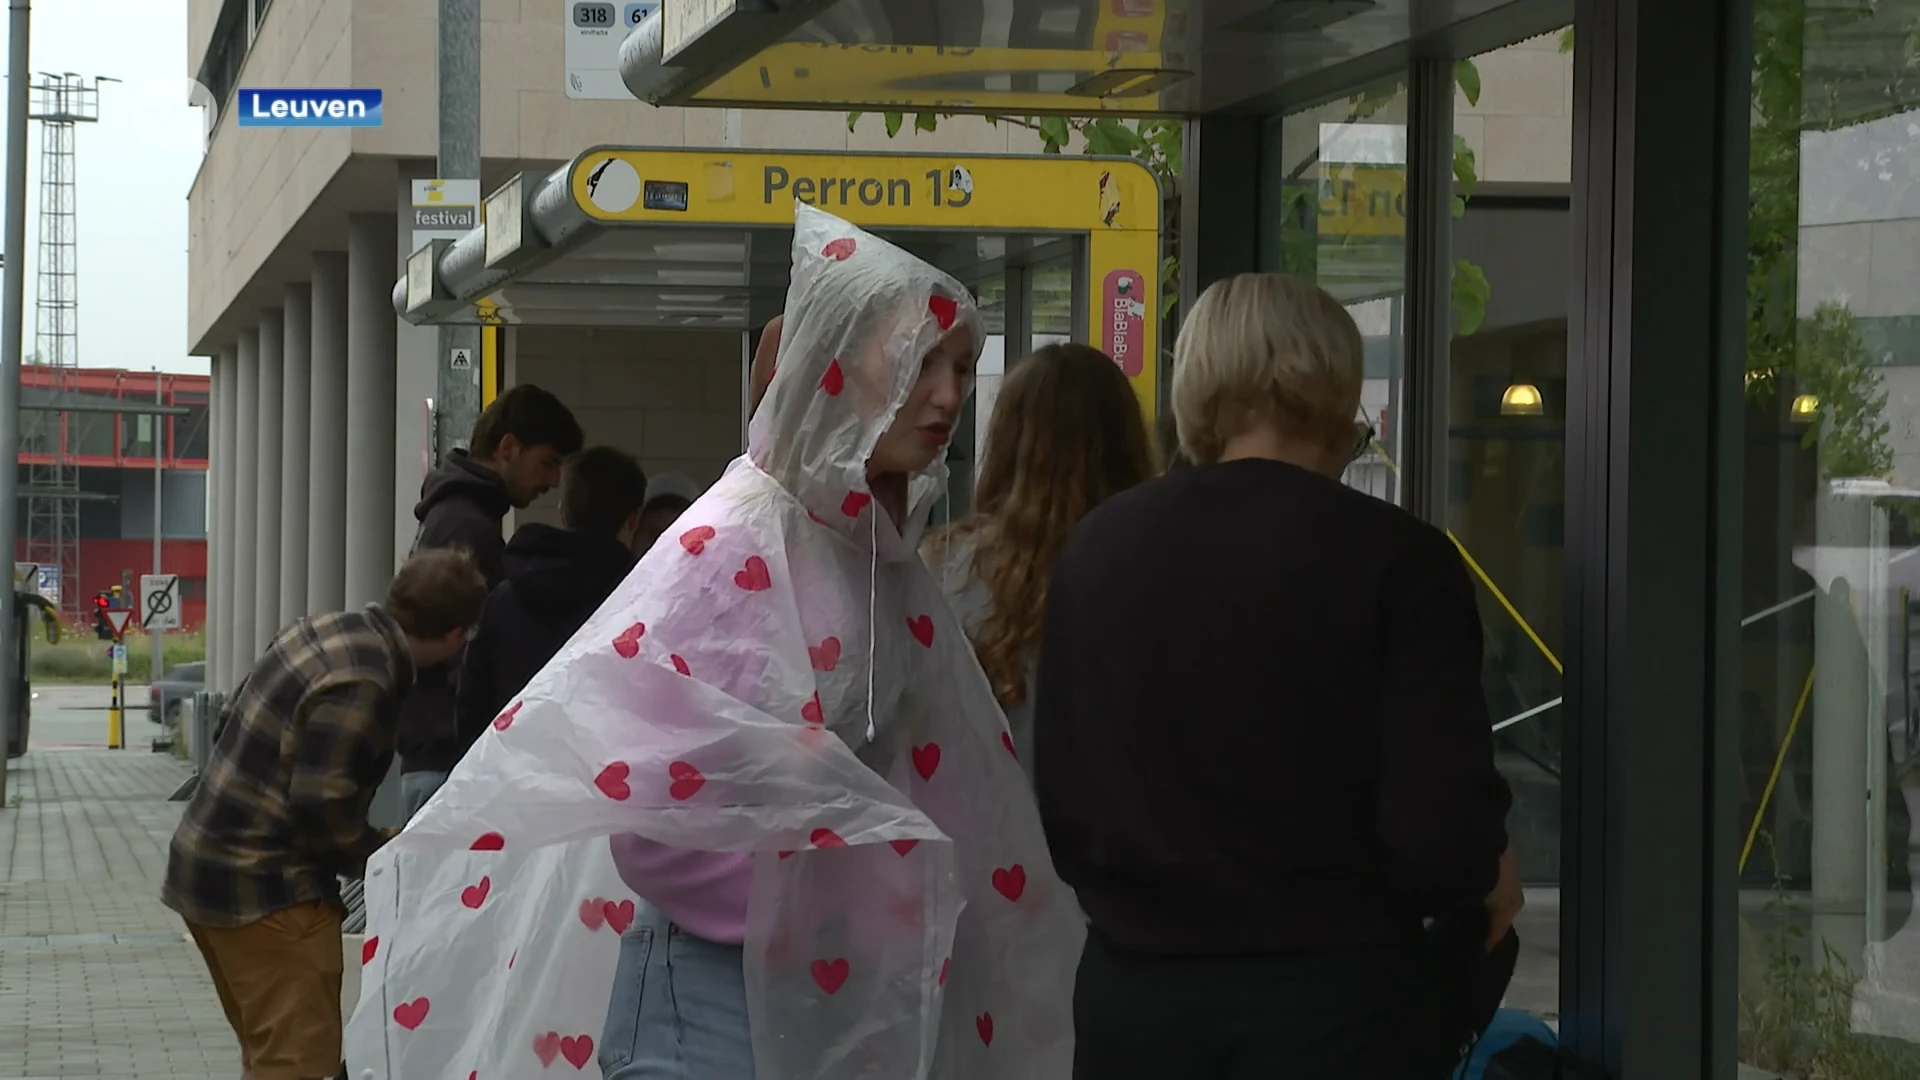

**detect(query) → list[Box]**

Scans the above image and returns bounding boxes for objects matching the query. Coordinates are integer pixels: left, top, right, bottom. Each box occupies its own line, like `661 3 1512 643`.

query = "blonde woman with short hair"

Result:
1033 272 1521 1079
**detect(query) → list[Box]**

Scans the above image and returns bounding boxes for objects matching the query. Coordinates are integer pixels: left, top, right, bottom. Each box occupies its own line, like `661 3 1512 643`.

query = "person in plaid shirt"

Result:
163 548 489 1080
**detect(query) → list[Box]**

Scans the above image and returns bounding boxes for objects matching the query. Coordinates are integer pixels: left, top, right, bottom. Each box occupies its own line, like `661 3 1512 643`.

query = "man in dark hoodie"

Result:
453 446 649 751
399 384 585 815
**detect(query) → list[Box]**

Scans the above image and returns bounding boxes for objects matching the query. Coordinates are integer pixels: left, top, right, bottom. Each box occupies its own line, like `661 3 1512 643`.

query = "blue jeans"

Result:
400 770 448 819
599 902 754 1080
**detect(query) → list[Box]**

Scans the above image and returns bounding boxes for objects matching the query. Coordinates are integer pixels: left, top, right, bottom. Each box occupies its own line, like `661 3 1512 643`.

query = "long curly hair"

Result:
936 343 1156 708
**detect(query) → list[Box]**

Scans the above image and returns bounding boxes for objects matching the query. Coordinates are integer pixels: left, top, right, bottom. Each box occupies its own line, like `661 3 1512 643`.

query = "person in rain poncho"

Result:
346 204 1082 1080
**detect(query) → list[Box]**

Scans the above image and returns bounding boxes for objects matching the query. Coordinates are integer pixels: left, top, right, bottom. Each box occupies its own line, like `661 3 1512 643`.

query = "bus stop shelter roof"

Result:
616 0 1573 117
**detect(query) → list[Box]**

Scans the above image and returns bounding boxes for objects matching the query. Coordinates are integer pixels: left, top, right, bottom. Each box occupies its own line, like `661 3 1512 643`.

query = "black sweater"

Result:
1033 458 1512 955
397 451 514 773
454 524 638 753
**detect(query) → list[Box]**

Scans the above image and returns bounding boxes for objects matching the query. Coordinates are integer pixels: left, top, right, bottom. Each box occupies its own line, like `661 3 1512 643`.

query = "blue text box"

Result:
237 88 382 128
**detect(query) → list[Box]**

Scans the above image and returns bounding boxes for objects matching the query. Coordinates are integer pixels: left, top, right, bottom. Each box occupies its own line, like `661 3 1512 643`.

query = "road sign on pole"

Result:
104 608 133 638
140 573 181 630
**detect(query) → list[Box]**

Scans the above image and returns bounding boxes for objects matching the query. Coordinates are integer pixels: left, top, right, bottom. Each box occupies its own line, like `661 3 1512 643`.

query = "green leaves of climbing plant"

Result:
1451 259 1490 336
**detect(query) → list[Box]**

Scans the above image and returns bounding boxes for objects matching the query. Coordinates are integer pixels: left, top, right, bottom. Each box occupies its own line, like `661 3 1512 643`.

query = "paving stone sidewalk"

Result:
0 748 361 1079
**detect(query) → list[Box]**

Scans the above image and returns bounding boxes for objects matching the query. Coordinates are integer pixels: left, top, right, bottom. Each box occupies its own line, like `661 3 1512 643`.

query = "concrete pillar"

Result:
308 251 349 613
279 285 312 627
232 328 259 679
345 213 398 608
210 348 233 692
254 308 285 650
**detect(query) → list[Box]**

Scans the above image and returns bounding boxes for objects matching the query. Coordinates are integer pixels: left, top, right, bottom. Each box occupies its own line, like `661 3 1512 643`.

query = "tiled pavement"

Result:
0 748 363 1079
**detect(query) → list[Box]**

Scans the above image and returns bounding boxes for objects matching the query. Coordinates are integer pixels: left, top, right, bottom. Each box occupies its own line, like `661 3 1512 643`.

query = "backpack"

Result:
1455 1010 1561 1079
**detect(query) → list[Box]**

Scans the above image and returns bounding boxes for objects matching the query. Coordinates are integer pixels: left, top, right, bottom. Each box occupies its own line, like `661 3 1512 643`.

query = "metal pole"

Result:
108 630 121 749
150 368 162 688
0 0 33 805
434 0 481 462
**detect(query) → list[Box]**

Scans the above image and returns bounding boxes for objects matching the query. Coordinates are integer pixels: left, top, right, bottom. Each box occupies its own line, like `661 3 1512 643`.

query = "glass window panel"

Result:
1731 0 1920 1070
1449 32 1574 1026
121 411 155 458
71 413 114 459
1262 76 1408 503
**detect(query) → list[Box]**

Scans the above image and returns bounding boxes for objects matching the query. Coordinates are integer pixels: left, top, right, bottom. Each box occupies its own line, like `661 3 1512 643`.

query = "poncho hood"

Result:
748 203 983 559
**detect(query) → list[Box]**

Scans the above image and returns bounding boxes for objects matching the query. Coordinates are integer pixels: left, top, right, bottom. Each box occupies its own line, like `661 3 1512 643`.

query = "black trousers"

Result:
1072 931 1456 1080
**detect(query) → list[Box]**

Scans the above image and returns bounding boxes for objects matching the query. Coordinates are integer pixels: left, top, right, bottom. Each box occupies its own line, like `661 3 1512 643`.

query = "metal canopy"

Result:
396 144 1148 332
617 0 1574 117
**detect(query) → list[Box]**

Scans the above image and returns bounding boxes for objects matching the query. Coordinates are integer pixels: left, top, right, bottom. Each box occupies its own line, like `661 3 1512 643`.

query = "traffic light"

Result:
93 592 112 640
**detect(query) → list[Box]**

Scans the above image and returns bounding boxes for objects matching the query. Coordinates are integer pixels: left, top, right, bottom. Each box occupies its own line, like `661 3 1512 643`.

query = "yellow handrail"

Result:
1738 667 1815 874
1367 439 1565 675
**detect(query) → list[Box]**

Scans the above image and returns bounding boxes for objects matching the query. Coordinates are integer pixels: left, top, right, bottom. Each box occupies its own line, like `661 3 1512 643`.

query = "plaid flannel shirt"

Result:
162 604 415 928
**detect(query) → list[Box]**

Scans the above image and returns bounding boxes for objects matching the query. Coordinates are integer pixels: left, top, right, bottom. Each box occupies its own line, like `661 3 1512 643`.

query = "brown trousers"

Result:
186 900 346 1080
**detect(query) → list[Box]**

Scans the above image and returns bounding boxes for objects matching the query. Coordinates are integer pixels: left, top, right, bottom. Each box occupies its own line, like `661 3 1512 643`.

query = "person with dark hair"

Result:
162 548 489 1080
414 384 587 585
400 383 585 814
455 446 650 752
630 471 700 555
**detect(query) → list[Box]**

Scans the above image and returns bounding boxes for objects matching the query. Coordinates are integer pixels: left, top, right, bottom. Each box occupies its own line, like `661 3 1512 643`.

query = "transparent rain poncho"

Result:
345 204 1082 1079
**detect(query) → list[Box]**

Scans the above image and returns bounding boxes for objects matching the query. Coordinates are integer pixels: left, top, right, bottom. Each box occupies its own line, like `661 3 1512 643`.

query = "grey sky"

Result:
1 0 204 375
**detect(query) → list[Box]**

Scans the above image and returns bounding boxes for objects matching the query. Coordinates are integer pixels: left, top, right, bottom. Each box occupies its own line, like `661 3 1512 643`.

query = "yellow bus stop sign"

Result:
562 147 1164 420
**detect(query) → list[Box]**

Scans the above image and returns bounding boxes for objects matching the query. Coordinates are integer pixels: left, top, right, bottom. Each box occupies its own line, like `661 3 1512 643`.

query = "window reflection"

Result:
1263 76 1409 505
1732 0 1920 1069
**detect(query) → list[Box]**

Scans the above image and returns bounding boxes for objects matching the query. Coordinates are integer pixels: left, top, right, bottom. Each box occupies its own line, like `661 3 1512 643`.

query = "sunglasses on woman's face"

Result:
1350 422 1376 465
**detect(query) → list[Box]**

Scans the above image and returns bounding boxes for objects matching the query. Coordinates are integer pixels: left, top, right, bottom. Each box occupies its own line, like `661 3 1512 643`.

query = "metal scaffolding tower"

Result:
23 73 110 621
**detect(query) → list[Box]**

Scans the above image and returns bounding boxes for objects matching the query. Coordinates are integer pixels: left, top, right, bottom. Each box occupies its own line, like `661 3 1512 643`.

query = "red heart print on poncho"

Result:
679 525 715 555
975 1013 994 1046
361 936 378 965
809 637 841 672
595 762 632 801
991 865 1026 902
890 839 920 857
667 760 706 800
612 623 646 659
823 237 856 261
735 556 773 592
821 359 846 396
810 828 847 849
930 294 959 331
578 899 606 931
939 957 950 986
471 832 505 851
801 692 824 726
841 491 871 517
492 701 521 732
911 743 941 781
561 1035 595 1069
670 654 691 676
604 898 636 934
810 957 851 994
461 876 492 909
908 615 935 648
1002 731 1018 759
533 1031 561 1067
393 997 430 1030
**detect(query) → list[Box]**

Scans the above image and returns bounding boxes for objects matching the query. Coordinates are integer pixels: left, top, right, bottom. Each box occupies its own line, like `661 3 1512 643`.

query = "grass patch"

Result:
1739 834 1920 1079
29 628 205 684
